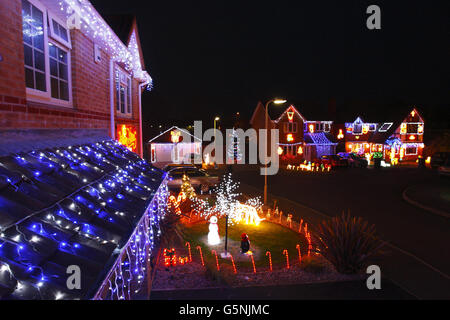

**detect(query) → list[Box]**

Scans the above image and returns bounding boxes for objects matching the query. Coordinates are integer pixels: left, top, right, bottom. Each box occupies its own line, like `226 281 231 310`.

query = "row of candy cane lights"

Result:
163 239 313 274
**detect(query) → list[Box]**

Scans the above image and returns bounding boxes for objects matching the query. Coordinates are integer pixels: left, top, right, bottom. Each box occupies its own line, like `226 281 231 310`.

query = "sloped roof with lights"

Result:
148 127 202 144
303 132 337 145
0 139 165 299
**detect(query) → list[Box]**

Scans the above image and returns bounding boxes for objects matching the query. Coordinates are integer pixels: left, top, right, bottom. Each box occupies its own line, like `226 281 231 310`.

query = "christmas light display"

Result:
283 249 290 269
207 216 220 245
227 129 243 163
266 251 272 272
185 242 192 262
0 139 168 300
230 254 237 274
57 0 152 85
196 246 205 266
211 250 220 271
117 124 137 152
296 244 302 264
249 253 256 273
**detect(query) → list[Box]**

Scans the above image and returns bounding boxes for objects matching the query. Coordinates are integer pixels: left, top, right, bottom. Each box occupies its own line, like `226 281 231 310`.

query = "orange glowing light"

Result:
266 251 272 272
211 250 220 271
418 124 424 134
409 135 416 141
337 129 344 139
185 242 192 262
400 123 407 134
355 136 360 140
287 111 294 121
283 249 290 269
287 134 294 142
230 254 237 274
309 124 315 133
117 124 137 152
411 110 415 117
297 146 303 155
362 125 369 134
249 252 256 273
170 130 181 143
278 147 283 155
196 246 205 266
296 244 302 264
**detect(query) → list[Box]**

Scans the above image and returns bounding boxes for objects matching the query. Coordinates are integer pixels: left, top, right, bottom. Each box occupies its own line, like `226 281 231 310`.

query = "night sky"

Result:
89 0 450 141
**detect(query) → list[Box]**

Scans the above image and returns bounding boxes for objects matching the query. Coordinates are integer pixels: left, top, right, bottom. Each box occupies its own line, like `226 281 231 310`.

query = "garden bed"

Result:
151 219 363 291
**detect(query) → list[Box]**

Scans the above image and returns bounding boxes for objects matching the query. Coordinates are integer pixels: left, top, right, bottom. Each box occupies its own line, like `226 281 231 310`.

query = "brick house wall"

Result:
0 0 146 156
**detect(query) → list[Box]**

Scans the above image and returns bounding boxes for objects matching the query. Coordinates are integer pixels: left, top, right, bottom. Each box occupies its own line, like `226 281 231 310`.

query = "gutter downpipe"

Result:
138 83 145 158
109 58 115 139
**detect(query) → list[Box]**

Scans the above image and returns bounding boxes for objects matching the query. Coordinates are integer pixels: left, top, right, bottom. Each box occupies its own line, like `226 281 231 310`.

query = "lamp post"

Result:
214 117 220 168
264 99 287 205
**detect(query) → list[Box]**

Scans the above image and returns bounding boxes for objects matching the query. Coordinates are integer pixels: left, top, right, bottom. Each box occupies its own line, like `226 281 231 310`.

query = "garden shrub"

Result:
314 212 384 274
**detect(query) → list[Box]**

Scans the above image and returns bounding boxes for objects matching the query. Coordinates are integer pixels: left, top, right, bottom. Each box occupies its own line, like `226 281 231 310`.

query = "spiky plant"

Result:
314 212 384 274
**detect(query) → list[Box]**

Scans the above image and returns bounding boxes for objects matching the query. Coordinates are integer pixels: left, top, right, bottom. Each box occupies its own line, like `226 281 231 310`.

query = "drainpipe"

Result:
138 83 145 158
109 58 115 139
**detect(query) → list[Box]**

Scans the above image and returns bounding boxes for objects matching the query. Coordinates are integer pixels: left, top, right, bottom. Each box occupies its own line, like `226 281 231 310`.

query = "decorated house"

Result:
0 0 167 300
250 102 337 163
0 0 151 157
343 108 425 164
148 126 202 165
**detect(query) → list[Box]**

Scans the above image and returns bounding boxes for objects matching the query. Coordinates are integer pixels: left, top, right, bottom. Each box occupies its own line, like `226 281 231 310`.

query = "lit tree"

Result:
227 128 243 163
180 174 196 199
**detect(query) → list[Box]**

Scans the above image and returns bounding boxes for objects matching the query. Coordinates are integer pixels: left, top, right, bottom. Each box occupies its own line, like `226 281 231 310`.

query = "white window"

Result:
115 68 132 115
22 0 72 105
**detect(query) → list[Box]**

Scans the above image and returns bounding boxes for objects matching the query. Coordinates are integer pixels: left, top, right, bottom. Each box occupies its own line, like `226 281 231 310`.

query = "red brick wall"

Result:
0 0 143 154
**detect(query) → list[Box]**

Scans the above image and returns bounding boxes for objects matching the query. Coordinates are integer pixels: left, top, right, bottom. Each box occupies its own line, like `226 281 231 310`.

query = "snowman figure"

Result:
208 216 220 245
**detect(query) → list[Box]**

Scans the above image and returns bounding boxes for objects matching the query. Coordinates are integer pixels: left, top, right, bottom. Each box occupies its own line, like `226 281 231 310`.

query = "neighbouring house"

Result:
250 103 337 163
344 108 425 163
148 126 202 165
0 0 166 300
0 0 151 157
250 102 425 165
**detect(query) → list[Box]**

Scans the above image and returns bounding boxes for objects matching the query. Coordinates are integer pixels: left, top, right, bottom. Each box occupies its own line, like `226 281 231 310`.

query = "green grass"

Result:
181 219 307 272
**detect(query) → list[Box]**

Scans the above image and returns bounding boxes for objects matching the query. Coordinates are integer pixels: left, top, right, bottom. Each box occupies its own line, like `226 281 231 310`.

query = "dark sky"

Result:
90 0 450 140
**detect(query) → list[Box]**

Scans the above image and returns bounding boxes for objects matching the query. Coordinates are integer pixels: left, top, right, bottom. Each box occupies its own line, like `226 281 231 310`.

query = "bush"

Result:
300 256 326 274
314 212 384 274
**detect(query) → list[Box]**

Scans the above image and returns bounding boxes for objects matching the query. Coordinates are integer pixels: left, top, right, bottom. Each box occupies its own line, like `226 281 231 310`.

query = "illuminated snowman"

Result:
208 216 220 245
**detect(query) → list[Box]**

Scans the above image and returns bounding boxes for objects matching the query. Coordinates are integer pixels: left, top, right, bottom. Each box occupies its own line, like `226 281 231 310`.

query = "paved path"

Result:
403 180 450 218
231 166 450 299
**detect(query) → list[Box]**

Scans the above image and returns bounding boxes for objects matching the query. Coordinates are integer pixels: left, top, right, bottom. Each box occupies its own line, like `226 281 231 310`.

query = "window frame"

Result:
48 11 72 49
405 146 418 155
115 66 132 117
23 0 72 107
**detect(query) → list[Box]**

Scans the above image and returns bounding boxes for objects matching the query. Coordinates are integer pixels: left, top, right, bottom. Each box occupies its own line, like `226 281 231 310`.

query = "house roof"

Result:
0 140 165 299
102 14 134 46
304 132 338 145
148 126 202 144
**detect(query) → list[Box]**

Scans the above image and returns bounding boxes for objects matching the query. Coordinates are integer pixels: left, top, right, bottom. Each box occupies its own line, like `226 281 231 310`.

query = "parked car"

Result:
317 155 349 168
164 165 219 192
438 158 450 178
430 152 450 169
337 152 368 168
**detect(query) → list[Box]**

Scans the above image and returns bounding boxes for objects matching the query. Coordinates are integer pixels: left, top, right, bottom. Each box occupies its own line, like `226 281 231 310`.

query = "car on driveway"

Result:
337 152 368 168
438 158 450 178
431 152 450 169
317 155 349 168
164 165 219 192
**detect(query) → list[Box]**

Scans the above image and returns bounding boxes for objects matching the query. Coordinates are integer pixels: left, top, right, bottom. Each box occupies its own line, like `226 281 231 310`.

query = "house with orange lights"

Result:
344 108 425 163
250 102 337 163
250 102 425 165
0 0 151 156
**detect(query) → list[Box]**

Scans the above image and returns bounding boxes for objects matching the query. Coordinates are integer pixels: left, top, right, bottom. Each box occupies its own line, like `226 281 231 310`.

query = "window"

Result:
369 124 376 131
22 0 72 105
324 123 330 132
353 124 362 134
49 42 69 100
405 147 417 155
22 0 46 92
48 13 71 48
379 123 393 132
407 123 419 134
115 68 132 115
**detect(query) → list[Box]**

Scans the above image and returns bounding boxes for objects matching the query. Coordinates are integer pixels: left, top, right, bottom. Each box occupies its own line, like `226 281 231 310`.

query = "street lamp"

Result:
264 99 287 205
214 117 220 168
